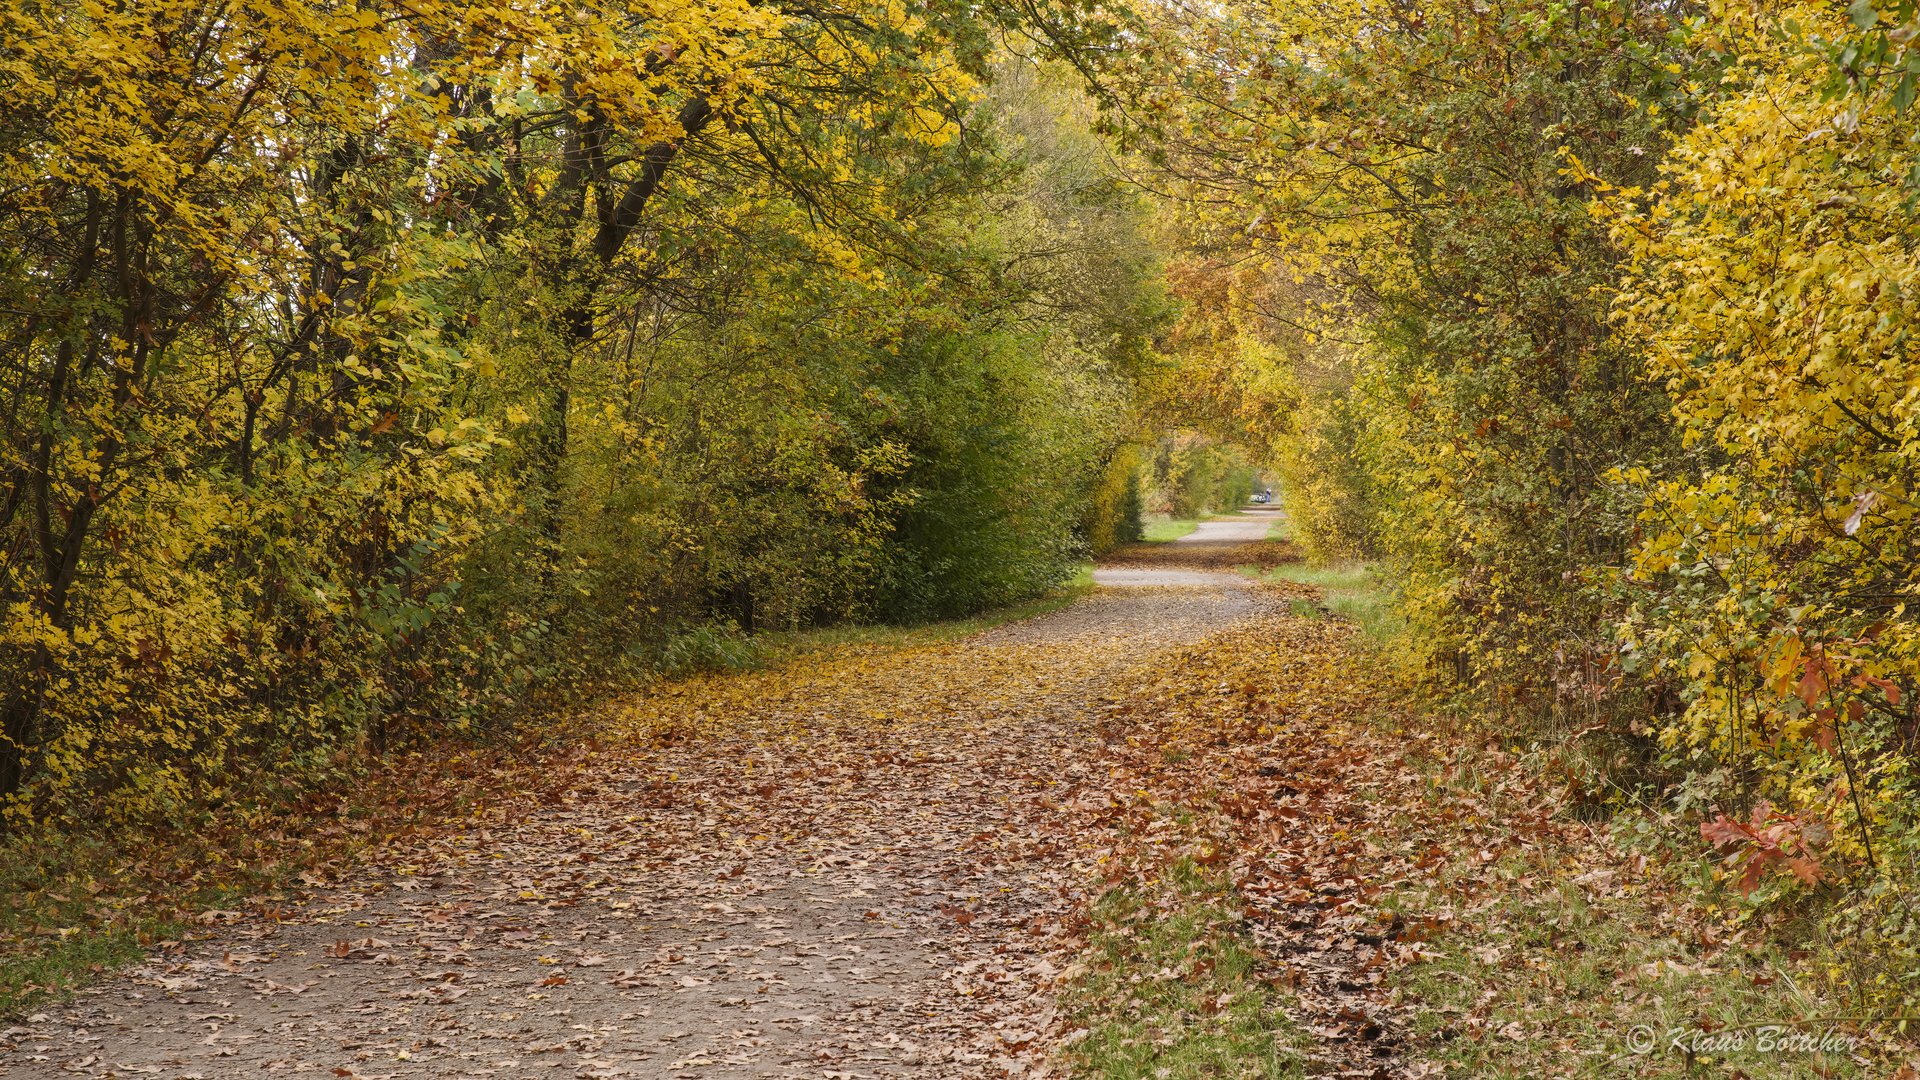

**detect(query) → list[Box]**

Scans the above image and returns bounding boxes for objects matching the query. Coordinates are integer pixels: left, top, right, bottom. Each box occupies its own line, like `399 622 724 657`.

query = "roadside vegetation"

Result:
1113 0 1920 1040
1255 562 1402 646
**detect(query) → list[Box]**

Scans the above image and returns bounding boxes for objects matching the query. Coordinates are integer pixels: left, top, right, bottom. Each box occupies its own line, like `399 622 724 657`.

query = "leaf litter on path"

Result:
7 578 1344 1078
11 529 1523 1078
1052 601 1435 1079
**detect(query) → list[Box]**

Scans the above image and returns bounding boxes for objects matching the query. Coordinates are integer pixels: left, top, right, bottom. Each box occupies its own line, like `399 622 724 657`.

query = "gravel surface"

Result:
1172 511 1277 545
4 553 1285 1080
1097 511 1298 574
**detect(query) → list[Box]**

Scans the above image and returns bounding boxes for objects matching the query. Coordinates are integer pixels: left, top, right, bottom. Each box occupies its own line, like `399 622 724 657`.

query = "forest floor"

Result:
3 510 1910 1078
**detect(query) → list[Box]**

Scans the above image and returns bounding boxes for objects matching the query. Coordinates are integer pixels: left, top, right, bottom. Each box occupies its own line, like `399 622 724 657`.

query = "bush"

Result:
1274 388 1381 560
1082 446 1148 554
654 623 764 677
1599 0 1920 1006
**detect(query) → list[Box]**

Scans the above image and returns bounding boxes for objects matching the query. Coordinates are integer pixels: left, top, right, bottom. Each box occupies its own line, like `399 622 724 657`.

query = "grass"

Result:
1143 515 1204 542
1364 730 1918 1076
0 838 195 1015
1253 560 1404 643
3 796 316 1016
1062 858 1308 1079
1379 840 1889 1077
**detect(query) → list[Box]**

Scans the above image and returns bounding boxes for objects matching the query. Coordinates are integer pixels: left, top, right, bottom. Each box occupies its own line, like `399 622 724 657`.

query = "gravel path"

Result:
1172 510 1277 546
1091 509 1288 586
3 546 1288 1080
1086 567 1241 587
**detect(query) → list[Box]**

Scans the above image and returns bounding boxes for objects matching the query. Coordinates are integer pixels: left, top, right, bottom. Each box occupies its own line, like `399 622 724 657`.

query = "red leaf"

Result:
1857 674 1903 706
1796 659 1830 707
1701 813 1754 848
1813 723 1837 754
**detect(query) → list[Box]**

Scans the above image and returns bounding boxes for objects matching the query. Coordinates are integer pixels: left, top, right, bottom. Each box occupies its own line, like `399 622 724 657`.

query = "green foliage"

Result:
870 324 1121 621
0 0 1160 838
1144 433 1257 519
1272 389 1382 561
655 624 765 678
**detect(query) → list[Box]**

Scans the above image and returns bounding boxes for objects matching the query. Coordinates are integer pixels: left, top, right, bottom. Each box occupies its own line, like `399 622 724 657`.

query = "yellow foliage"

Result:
1607 0 1920 886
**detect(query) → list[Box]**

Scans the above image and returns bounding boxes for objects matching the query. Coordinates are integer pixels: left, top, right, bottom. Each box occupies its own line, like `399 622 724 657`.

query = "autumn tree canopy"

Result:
9 0 1920 1019
0 0 1158 814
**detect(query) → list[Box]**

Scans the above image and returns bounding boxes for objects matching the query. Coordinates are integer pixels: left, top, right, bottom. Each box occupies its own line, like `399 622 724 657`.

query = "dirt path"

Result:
1092 509 1286 587
1169 510 1276 546
3 557 1280 1079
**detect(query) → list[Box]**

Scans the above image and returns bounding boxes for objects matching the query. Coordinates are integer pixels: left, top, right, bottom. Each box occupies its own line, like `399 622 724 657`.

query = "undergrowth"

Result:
758 564 1095 661
1253 561 1403 645
1062 859 1307 1079
1262 567 1919 1074
1376 763 1902 1076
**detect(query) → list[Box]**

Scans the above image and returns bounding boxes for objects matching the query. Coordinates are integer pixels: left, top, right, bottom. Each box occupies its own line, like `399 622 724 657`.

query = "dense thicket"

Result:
0 0 1161 823
1110 0 1920 1003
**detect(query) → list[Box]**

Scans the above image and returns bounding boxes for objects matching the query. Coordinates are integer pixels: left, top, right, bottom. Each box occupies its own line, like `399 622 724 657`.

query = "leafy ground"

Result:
0 734 599 1021
4 516 1916 1077
0 528 1274 1077
0 578 1102 1021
